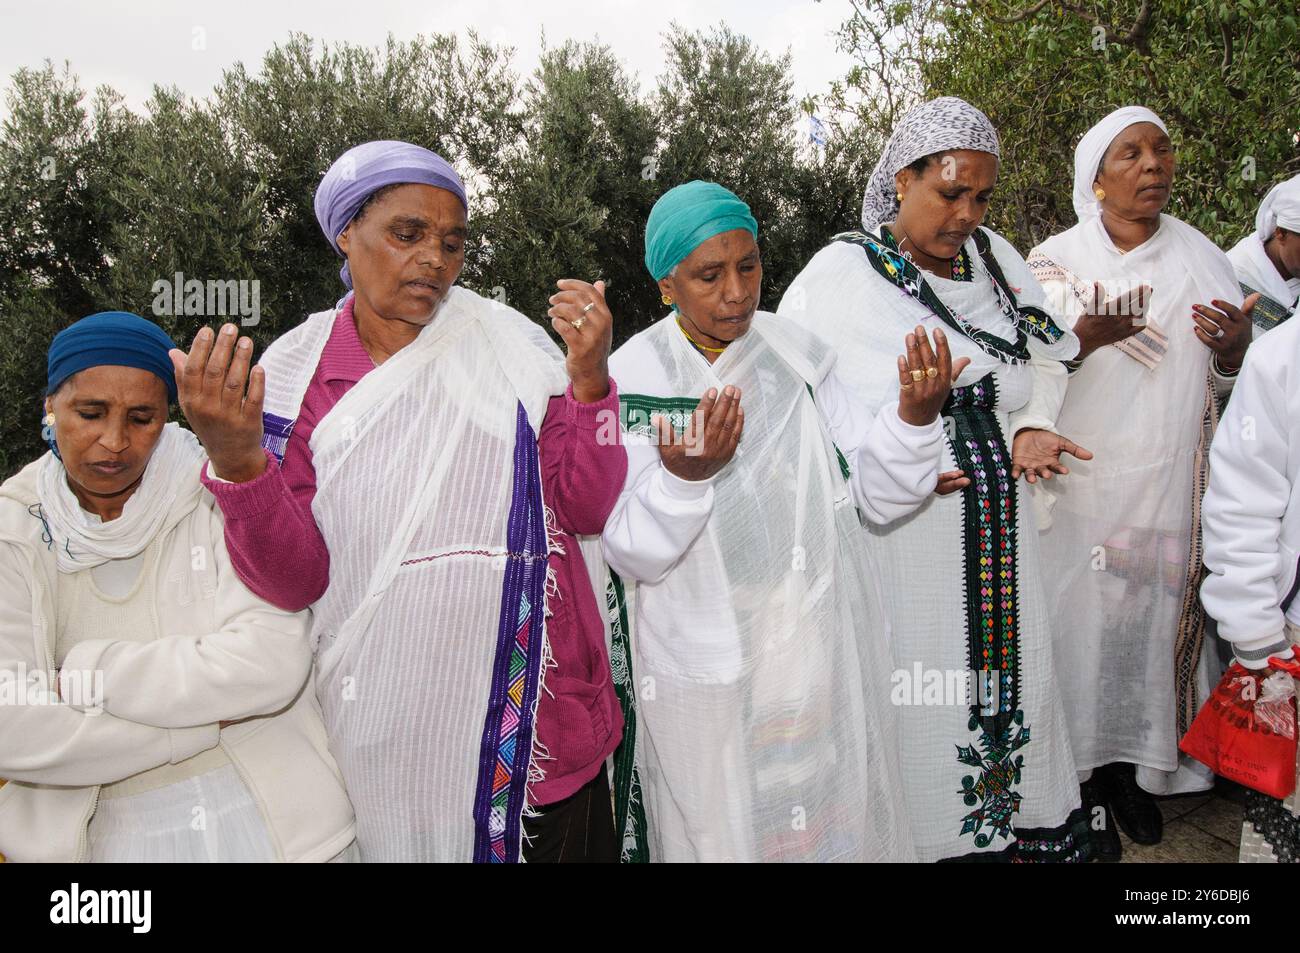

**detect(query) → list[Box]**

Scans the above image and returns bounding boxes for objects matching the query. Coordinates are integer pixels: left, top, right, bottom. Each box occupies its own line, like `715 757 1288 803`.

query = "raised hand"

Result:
169 323 267 483
548 278 614 403
1074 282 1152 359
1192 294 1256 372
897 326 971 427
656 386 744 483
1011 428 1094 484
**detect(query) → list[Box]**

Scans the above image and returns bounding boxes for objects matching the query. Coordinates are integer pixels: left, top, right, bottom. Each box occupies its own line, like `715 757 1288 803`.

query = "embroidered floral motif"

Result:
958 710 1029 846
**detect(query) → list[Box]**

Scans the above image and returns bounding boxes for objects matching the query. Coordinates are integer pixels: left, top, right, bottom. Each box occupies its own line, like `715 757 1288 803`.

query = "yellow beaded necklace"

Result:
676 317 728 354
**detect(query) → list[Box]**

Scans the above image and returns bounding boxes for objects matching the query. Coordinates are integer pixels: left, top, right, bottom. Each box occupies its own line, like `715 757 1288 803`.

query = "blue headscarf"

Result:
644 180 759 283
314 140 468 289
46 311 178 402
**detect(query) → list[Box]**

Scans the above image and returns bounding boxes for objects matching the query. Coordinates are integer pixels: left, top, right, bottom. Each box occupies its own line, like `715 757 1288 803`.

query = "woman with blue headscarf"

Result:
596 180 956 861
0 312 354 862
175 141 630 862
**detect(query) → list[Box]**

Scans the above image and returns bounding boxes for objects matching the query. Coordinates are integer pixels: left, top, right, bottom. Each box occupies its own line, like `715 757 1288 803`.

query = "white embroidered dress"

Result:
781 228 1087 861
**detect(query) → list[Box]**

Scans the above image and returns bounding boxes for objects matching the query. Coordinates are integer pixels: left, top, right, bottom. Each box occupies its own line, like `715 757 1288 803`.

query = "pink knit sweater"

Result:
201 300 626 805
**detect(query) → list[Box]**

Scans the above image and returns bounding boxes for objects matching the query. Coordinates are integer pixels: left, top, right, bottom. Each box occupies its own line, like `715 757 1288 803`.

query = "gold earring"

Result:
1094 187 1106 201
897 192 904 202
661 294 672 306
42 413 55 427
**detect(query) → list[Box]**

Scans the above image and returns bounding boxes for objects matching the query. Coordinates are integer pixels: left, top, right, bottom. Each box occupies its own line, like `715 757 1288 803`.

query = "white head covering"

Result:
1072 106 1168 222
860 96 1000 230
1254 174 1300 242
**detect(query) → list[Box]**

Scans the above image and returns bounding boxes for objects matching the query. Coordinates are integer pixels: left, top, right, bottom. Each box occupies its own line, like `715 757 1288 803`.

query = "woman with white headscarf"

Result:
781 97 1094 862
1028 106 1255 861
1227 174 1300 329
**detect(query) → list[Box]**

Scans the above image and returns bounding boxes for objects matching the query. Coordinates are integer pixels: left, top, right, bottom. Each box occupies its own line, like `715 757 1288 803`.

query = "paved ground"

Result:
1117 779 1246 862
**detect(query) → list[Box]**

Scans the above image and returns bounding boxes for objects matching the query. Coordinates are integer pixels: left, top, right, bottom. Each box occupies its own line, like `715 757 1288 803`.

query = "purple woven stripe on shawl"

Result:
261 412 296 465
471 401 548 862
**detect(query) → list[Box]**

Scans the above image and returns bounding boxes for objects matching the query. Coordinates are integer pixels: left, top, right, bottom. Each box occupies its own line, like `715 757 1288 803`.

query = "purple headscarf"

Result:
313 140 468 289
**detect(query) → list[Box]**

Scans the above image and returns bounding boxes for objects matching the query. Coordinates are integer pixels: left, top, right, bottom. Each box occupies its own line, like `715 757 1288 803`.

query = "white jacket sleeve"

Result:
601 437 715 585
1008 353 1070 437
59 518 313 728
0 544 219 786
815 370 944 525
1201 349 1294 668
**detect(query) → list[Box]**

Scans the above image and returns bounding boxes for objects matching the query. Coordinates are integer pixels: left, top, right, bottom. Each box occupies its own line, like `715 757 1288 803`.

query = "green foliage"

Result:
832 0 1300 249
2 9 1292 480
0 26 855 479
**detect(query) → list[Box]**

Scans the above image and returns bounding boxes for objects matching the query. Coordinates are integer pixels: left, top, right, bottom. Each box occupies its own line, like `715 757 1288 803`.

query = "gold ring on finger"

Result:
582 301 596 315
572 317 586 330
926 366 939 379
910 369 925 383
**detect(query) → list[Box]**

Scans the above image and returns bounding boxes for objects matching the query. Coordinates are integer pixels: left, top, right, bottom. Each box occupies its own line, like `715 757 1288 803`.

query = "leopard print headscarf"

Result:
860 96 1001 230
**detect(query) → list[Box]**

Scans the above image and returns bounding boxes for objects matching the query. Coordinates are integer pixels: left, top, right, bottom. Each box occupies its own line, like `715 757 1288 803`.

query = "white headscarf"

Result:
860 96 1000 230
1254 174 1300 242
1071 106 1168 222
36 423 205 573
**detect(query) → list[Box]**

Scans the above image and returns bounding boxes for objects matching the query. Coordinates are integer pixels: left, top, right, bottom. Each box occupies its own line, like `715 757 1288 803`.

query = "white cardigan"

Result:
0 456 355 862
1202 315 1300 668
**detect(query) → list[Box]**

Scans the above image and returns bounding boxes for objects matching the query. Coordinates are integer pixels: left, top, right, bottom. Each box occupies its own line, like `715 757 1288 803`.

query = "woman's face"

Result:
336 183 467 326
1271 228 1300 280
1095 122 1175 221
45 366 169 513
894 149 999 261
658 228 762 345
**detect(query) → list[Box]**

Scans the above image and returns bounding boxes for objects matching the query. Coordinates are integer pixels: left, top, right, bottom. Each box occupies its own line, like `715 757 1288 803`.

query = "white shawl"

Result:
603 313 915 862
36 423 205 574
258 286 566 861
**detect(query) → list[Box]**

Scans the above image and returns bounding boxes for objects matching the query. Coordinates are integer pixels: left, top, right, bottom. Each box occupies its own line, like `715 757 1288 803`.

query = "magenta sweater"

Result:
201 301 627 805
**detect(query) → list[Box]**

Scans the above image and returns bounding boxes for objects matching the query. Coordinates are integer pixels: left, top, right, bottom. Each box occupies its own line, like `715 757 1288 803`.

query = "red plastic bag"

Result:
1179 659 1299 798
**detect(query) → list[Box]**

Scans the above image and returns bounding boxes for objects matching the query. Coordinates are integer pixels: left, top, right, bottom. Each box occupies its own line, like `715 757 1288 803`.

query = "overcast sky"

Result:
0 0 857 115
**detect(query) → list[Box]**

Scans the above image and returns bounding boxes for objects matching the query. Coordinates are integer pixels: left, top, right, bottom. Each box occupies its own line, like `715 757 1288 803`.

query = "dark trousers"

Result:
521 763 619 863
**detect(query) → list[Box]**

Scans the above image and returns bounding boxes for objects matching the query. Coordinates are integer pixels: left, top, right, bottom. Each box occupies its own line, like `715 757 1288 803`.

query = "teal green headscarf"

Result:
643 180 759 283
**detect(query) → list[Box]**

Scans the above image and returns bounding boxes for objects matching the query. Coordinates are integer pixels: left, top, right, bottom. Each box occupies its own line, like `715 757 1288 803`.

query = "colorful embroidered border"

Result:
938 806 1093 863
619 394 701 438
1241 282 1296 333
944 373 1028 848
1172 373 1219 738
833 228 1067 367
804 383 851 481
471 401 549 863
606 571 649 863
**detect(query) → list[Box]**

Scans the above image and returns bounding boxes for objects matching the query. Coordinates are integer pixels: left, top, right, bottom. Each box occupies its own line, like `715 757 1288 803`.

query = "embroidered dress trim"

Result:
1173 374 1220 738
606 571 650 863
833 228 1067 367
1241 282 1295 333
938 806 1093 863
944 373 1028 849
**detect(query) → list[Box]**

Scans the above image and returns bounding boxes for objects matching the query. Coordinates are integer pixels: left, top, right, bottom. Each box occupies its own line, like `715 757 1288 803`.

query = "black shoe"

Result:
1103 762 1163 845
1080 778 1122 862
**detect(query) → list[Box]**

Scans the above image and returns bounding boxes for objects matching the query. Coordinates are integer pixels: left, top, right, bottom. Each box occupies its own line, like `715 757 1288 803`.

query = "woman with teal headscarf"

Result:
592 180 964 861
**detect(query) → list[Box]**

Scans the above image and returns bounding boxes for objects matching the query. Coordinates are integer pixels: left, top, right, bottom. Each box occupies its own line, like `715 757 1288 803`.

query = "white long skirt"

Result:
88 764 359 863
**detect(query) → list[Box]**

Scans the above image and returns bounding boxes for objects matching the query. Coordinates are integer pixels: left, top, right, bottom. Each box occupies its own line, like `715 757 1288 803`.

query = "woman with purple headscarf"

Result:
173 140 630 862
